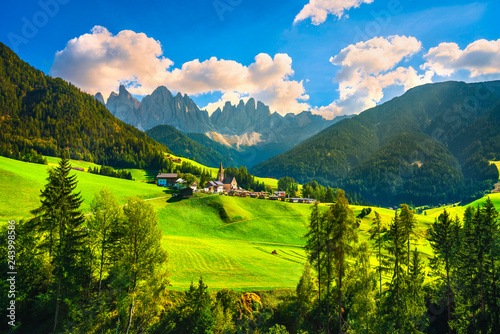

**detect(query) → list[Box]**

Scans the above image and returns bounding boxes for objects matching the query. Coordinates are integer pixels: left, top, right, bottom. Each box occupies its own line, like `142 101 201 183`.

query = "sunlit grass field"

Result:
2 155 500 290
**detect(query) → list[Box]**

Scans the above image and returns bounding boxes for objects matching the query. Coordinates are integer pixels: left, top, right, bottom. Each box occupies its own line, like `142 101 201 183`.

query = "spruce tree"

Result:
29 153 88 333
326 189 358 334
428 209 459 333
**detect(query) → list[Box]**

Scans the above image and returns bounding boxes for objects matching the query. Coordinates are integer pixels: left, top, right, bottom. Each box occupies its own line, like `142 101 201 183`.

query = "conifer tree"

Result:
88 188 123 299
369 211 386 294
427 209 458 333
305 201 325 331
117 197 168 333
29 153 88 333
383 210 407 330
400 204 417 272
326 189 358 334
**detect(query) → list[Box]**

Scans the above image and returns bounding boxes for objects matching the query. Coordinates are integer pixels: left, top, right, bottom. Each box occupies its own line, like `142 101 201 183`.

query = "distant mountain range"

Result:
96 85 346 166
251 80 500 206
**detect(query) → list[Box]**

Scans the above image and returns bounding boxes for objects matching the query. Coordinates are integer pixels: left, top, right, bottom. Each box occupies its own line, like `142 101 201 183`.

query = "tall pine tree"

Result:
29 153 88 333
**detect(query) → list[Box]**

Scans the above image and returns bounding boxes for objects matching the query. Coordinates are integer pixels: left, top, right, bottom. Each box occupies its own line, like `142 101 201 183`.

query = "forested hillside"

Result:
0 43 171 169
252 81 500 205
146 124 244 167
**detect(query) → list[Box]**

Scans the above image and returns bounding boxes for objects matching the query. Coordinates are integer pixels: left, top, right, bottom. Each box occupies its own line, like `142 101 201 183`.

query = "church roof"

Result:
207 181 224 187
222 176 236 185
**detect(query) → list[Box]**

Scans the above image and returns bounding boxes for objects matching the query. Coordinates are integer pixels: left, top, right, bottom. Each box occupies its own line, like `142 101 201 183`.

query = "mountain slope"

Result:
0 43 170 168
146 124 244 167
251 80 500 205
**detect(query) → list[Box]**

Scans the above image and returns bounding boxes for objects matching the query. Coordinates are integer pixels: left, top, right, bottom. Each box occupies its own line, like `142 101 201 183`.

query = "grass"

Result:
3 155 500 290
0 156 168 221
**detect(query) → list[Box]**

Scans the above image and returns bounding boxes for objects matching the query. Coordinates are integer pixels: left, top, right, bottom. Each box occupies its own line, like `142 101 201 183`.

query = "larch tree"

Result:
117 197 168 333
369 211 386 294
88 188 124 299
305 201 325 332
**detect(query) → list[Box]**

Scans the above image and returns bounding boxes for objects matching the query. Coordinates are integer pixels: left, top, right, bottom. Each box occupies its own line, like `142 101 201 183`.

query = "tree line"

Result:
87 165 134 180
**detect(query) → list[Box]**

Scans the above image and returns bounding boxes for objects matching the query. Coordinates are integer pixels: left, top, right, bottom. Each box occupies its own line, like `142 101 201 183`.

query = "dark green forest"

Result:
0 43 173 170
251 81 500 206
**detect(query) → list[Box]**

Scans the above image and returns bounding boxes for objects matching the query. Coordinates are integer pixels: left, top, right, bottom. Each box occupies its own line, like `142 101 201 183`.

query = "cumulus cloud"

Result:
294 0 374 25
318 35 432 118
50 26 173 98
422 39 500 77
50 26 309 115
202 92 250 114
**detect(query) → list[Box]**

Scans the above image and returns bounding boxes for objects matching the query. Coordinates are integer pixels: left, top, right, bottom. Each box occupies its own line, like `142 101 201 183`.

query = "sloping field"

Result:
2 156 500 290
0 156 168 221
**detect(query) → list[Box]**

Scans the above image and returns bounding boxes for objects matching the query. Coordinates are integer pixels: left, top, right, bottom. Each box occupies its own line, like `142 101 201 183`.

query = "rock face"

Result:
100 85 338 149
106 85 141 126
93 92 105 105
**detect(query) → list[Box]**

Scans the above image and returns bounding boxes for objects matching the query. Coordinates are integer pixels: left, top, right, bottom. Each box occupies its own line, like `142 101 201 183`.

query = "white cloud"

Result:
422 39 500 77
50 26 309 116
294 0 374 25
202 92 250 114
319 35 432 118
50 26 173 98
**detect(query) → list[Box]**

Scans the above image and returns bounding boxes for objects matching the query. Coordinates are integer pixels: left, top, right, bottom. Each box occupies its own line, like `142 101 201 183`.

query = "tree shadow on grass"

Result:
167 195 183 203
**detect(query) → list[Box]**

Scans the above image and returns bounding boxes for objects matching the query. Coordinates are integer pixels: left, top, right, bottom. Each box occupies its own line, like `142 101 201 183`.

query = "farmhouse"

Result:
205 180 224 193
217 162 238 191
156 172 178 187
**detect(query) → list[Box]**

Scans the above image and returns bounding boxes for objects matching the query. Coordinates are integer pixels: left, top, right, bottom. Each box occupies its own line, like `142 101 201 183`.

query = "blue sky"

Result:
2 0 500 118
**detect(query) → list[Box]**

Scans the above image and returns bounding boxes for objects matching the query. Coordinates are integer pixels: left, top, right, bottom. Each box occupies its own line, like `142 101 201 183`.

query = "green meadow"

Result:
0 156 168 221
2 155 500 290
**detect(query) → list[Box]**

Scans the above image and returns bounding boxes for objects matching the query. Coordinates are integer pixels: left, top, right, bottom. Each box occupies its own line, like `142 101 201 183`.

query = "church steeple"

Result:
218 162 224 182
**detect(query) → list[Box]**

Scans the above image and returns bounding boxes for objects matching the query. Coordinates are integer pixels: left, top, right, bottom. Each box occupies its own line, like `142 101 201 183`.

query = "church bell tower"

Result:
217 162 224 182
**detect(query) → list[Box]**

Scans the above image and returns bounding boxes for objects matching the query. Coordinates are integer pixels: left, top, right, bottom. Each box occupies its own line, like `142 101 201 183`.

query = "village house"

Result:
205 180 224 193
155 172 178 187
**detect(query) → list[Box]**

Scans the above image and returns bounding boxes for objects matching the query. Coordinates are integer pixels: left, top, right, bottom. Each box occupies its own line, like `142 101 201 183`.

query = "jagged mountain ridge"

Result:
97 85 338 148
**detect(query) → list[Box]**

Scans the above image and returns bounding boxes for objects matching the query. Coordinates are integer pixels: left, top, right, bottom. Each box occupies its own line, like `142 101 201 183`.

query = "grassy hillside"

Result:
0 156 168 221
3 156 500 290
